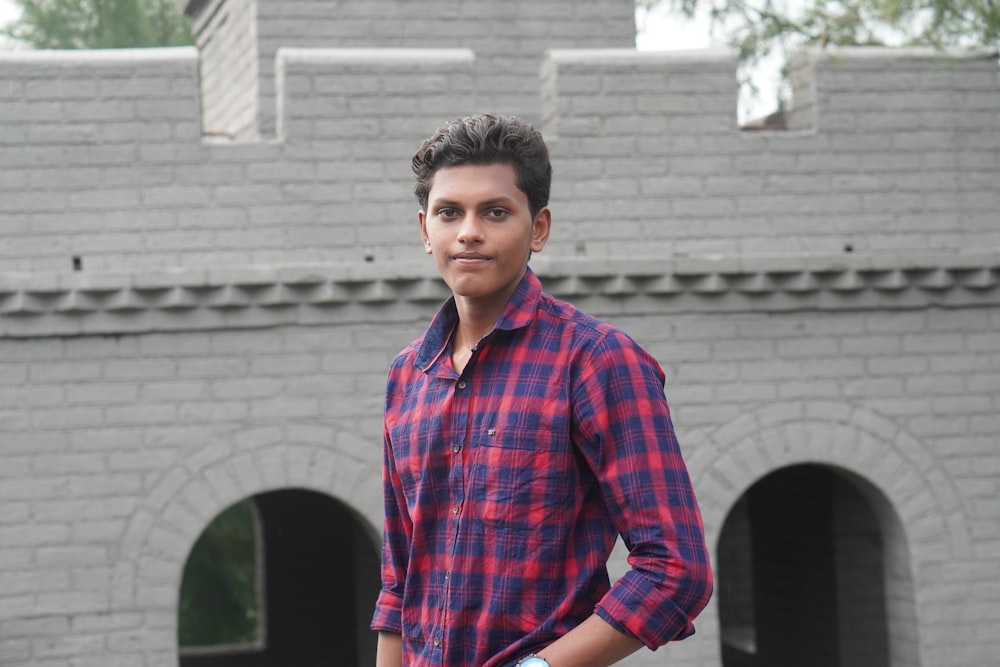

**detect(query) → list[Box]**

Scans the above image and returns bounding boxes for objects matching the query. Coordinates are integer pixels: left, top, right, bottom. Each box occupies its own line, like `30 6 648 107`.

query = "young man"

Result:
371 113 712 667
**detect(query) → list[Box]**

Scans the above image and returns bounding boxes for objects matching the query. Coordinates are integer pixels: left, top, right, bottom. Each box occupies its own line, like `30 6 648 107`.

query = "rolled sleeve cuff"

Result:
595 575 698 650
370 589 403 634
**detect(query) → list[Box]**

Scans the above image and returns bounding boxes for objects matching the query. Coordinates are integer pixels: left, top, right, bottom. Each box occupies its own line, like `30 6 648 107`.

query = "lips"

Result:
453 253 491 263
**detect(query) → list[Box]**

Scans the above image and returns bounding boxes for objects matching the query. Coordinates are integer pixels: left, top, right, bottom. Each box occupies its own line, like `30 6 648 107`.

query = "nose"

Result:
456 212 484 244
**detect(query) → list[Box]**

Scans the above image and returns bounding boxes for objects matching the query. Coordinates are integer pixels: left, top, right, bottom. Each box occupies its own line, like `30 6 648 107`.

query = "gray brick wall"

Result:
2 1 999 665
3 300 999 666
3 46 997 274
192 0 636 137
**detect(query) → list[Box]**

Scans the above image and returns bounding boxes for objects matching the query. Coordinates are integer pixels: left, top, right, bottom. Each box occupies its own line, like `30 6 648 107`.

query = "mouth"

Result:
453 253 491 264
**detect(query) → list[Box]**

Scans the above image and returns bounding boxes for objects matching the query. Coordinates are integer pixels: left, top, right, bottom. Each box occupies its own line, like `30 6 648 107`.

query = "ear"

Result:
418 209 432 254
530 207 551 253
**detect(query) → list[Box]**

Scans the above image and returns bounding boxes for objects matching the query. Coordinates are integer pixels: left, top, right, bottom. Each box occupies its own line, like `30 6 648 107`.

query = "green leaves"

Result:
639 0 998 114
646 0 998 56
4 0 193 49
178 499 261 648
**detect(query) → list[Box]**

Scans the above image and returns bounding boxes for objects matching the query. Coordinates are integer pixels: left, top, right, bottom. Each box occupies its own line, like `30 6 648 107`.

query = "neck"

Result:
450 298 502 374
452 300 496 349
449 268 527 372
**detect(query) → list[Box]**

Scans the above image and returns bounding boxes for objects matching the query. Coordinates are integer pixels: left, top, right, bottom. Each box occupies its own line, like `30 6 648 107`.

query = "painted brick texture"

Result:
2 307 999 666
3 45 998 273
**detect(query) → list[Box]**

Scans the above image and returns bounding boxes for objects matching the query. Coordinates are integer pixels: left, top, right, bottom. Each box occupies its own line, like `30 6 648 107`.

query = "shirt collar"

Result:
415 268 541 372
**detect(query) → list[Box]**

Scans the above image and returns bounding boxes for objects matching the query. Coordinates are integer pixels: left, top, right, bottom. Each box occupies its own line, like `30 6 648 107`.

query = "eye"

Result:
484 208 508 220
436 207 459 220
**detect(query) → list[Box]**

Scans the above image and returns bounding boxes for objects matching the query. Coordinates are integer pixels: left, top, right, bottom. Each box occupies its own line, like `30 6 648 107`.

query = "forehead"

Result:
427 162 526 204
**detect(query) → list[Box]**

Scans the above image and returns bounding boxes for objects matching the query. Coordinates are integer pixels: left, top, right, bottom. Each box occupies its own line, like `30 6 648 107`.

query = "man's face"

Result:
419 162 550 313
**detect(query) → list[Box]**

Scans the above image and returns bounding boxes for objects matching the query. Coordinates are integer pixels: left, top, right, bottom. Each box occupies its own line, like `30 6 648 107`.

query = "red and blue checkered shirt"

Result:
371 269 712 667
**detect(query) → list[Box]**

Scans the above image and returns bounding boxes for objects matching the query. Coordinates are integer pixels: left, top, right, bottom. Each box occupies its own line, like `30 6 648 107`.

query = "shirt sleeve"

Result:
572 331 713 649
370 369 411 635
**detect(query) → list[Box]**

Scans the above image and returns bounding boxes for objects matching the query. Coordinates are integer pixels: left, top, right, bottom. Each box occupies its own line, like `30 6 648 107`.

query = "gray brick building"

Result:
1 0 998 665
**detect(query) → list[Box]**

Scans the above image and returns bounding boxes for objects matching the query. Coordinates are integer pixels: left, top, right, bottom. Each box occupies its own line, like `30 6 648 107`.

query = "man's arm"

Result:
571 333 713 648
376 631 402 667
371 381 411 663
535 614 642 667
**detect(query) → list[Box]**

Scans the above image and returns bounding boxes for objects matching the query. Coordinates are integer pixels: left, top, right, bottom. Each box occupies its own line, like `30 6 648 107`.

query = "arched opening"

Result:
718 464 894 667
179 488 380 667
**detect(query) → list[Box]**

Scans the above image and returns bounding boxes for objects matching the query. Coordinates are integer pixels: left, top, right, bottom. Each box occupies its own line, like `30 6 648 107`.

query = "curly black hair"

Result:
411 113 552 217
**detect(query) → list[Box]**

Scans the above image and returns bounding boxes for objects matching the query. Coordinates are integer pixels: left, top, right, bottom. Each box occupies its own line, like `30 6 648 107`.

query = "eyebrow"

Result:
430 197 515 208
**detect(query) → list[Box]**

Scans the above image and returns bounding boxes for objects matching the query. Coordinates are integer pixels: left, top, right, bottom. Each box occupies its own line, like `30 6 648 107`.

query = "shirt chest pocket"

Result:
469 424 578 533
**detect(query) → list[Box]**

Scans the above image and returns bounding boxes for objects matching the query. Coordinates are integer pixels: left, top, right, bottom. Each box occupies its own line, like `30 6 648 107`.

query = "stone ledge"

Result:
1 253 998 337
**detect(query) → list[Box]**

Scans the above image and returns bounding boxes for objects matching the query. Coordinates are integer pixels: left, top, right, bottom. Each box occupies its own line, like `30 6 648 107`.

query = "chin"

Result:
447 278 502 299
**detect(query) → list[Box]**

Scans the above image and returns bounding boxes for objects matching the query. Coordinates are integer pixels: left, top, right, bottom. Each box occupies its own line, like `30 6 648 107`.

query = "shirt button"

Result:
433 637 441 646
452 443 461 453
452 504 461 515
457 380 467 389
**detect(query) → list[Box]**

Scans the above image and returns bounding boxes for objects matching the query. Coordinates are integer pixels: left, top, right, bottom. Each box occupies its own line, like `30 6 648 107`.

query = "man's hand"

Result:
535 614 643 667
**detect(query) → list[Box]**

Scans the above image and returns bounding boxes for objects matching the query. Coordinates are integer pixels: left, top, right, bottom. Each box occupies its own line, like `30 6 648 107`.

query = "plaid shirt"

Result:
371 269 712 667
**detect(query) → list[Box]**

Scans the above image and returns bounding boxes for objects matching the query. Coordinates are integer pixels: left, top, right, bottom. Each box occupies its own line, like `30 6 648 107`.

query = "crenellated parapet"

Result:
182 0 637 138
784 46 1000 132
1 27 998 290
539 47 1000 259
275 48 475 149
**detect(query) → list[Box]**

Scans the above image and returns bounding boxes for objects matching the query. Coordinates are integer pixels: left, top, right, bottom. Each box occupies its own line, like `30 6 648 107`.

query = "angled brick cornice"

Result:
1 253 998 337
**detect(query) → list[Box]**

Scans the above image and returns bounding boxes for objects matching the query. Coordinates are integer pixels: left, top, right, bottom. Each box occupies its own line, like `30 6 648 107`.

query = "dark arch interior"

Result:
718 464 891 667
180 488 379 667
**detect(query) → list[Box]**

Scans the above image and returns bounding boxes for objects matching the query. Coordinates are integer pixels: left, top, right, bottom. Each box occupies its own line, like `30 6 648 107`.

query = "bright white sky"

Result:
636 2 788 120
0 0 781 119
0 0 16 27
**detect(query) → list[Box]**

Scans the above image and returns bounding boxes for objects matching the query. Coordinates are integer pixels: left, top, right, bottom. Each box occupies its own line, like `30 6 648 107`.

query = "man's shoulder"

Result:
535 290 658 369
388 335 423 372
536 290 620 340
